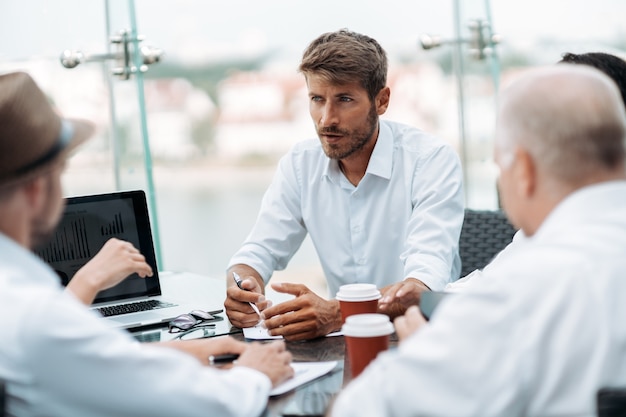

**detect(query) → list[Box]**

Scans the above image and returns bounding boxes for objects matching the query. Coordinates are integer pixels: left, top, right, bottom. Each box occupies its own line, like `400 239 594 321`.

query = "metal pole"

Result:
452 0 470 206
104 0 122 190
128 0 163 269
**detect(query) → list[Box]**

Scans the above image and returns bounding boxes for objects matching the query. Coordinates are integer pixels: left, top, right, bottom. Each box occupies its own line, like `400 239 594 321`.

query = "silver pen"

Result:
232 272 263 320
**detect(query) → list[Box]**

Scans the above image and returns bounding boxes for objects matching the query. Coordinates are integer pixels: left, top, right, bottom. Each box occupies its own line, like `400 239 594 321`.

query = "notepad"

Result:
270 361 338 396
243 324 343 340
243 324 282 340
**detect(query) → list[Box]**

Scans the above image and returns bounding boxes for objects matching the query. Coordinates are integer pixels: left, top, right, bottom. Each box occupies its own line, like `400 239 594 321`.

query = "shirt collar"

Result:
366 121 393 179
322 120 394 182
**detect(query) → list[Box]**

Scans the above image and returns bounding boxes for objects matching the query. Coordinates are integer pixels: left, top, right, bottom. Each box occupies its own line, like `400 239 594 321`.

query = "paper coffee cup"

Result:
336 283 381 323
342 313 394 378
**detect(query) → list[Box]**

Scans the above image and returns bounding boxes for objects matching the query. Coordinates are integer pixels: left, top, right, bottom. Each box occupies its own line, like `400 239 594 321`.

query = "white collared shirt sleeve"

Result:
401 136 464 289
0 236 272 417
22 296 271 417
227 148 308 282
444 229 526 292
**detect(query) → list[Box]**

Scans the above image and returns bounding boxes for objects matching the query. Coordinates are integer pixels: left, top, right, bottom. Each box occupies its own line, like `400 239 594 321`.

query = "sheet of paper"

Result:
243 324 343 340
243 323 282 340
270 361 338 396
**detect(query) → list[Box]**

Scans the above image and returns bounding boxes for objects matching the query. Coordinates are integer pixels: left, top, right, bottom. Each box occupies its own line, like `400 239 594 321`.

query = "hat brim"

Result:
63 117 95 156
0 117 95 188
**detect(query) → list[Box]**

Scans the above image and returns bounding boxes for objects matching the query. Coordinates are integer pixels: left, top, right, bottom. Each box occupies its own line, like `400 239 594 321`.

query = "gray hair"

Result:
496 65 626 184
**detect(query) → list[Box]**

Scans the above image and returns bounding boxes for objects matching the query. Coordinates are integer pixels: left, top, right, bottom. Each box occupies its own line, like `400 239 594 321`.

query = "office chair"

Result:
458 209 517 278
598 387 626 417
0 379 5 417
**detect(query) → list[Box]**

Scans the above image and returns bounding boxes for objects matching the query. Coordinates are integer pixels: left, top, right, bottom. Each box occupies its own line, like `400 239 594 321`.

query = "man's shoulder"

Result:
483 237 616 293
382 120 454 154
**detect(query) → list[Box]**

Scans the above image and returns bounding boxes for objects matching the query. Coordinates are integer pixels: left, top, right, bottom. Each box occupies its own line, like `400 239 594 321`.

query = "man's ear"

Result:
21 175 46 212
513 148 537 199
376 87 391 115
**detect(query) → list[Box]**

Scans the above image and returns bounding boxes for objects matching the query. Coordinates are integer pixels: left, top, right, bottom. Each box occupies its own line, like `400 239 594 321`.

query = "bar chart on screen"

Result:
37 217 93 262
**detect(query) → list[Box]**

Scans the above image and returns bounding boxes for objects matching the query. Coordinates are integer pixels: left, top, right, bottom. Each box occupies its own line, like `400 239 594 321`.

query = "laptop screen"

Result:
36 190 161 304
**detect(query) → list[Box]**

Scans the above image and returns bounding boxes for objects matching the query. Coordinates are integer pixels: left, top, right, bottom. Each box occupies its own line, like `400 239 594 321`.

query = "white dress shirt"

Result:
332 181 626 417
228 120 464 297
0 234 271 417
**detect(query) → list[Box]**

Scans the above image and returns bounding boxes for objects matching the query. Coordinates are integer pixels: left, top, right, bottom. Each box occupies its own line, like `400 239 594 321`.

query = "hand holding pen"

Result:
233 272 264 321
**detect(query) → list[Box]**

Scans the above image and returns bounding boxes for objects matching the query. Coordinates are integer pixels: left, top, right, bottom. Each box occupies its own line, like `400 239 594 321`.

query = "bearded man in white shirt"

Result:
331 65 626 416
225 29 464 341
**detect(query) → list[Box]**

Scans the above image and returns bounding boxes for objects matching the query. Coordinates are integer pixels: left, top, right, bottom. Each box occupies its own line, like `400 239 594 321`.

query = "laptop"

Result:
36 190 201 331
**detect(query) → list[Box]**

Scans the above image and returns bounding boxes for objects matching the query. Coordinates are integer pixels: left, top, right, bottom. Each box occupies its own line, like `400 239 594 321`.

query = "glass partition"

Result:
2 1 624 287
419 0 501 209
0 0 163 267
454 0 501 209
103 0 163 265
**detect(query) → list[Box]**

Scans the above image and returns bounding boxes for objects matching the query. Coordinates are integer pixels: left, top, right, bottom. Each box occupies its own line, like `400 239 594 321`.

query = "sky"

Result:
2 0 625 66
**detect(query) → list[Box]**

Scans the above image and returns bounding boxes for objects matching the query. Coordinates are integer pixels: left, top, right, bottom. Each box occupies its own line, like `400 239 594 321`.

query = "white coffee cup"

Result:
342 313 394 378
335 283 381 323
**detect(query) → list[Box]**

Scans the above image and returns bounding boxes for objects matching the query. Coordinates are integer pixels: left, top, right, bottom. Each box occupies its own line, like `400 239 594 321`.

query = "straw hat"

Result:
0 71 95 187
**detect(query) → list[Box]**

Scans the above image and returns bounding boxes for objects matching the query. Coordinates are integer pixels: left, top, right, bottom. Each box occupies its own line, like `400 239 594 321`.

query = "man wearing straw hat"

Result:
0 71 293 417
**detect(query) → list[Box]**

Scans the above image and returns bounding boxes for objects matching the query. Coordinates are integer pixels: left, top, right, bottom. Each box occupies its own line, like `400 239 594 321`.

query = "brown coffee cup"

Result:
342 313 394 378
335 283 381 323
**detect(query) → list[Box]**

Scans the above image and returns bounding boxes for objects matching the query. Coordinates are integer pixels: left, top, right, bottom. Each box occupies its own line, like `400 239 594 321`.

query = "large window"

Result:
1 1 624 294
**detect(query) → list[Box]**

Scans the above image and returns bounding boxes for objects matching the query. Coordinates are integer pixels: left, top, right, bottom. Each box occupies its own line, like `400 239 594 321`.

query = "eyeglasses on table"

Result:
168 309 224 334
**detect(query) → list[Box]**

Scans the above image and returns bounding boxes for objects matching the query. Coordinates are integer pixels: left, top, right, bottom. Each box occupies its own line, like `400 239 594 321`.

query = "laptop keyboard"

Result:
96 299 177 317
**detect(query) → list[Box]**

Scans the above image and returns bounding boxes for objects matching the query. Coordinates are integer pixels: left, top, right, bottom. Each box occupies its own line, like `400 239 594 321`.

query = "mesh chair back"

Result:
0 380 5 417
598 388 626 417
459 209 517 278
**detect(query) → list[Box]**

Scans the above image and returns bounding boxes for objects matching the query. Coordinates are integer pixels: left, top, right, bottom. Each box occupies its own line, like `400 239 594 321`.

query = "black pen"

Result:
208 353 240 365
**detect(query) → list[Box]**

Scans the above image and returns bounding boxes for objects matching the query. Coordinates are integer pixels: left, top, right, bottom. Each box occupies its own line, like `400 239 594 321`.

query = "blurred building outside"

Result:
3 0 625 299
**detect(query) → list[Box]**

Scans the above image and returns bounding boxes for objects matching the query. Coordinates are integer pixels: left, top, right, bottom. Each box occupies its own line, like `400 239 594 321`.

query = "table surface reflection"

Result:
130 271 397 416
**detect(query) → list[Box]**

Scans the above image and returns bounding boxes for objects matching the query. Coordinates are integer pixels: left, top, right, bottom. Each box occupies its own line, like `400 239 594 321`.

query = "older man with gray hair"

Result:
331 65 626 416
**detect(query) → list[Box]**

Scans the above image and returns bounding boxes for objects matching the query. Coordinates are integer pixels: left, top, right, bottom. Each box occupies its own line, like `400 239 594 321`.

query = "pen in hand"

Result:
232 272 263 322
208 353 240 366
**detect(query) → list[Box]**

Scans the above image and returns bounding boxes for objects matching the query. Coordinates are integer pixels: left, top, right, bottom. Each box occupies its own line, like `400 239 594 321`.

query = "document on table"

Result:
270 361 338 396
243 324 342 340
243 323 282 340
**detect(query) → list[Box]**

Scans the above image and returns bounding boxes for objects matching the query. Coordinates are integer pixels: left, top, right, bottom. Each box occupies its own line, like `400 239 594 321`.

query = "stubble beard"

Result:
318 104 379 160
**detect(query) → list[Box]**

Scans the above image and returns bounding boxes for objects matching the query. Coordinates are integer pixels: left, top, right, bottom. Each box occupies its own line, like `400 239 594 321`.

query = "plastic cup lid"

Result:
335 283 381 301
341 313 394 337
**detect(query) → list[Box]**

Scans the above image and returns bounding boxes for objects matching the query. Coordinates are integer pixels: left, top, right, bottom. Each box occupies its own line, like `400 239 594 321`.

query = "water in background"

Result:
62 163 329 297
61 157 498 299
